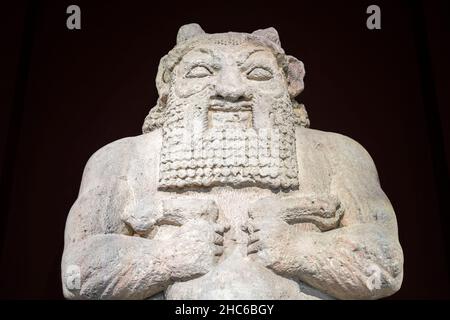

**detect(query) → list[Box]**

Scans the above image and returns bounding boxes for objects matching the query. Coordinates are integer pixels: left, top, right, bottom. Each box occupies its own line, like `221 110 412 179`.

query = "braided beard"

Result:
158 90 299 191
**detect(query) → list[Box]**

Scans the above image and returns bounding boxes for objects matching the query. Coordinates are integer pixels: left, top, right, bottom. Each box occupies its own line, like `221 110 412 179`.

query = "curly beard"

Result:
158 89 299 191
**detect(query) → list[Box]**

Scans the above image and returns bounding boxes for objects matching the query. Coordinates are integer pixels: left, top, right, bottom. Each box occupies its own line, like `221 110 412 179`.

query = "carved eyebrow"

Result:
237 49 266 65
185 47 216 59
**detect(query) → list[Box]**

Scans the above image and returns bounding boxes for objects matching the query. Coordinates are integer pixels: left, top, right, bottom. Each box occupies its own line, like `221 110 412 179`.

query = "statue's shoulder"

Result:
296 126 376 169
83 130 162 177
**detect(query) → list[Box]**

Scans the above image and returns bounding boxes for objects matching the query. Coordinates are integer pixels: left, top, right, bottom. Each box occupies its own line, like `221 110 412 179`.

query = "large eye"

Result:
246 67 273 81
186 65 212 78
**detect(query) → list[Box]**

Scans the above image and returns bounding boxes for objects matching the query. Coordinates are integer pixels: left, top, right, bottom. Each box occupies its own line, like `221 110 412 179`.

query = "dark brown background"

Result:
1 0 449 299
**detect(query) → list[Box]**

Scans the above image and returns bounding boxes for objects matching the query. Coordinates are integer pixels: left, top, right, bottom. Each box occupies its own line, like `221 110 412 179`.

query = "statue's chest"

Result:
155 187 276 252
132 146 335 299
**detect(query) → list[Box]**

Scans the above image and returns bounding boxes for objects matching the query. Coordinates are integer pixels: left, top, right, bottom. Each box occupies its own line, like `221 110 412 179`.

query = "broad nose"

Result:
214 68 250 102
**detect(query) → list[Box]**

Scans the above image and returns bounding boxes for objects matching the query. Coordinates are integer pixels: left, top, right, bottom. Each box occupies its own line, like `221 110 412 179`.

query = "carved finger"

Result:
248 233 259 244
215 223 230 235
247 241 262 254
248 209 258 219
213 233 224 245
214 224 225 235
247 220 261 233
214 245 224 256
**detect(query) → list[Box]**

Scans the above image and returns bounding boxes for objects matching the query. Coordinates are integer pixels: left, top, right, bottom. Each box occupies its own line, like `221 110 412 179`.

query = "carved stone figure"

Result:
61 24 404 300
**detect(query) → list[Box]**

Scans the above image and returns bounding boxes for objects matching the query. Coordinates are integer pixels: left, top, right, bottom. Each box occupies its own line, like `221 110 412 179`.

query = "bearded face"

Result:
157 40 300 191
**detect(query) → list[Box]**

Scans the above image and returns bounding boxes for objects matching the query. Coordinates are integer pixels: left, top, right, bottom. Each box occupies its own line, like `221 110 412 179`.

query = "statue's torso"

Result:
114 128 336 299
156 187 332 300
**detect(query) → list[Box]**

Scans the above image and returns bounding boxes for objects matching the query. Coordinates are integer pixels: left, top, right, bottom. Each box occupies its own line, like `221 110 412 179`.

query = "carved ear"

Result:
155 55 170 98
252 27 281 47
286 55 305 98
176 23 206 44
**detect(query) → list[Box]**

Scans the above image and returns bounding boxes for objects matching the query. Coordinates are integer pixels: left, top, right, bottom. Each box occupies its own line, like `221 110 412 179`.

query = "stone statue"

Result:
61 24 403 300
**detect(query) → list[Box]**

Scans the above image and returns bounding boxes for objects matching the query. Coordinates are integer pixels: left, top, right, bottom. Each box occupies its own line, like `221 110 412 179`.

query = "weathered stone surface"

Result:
61 24 403 300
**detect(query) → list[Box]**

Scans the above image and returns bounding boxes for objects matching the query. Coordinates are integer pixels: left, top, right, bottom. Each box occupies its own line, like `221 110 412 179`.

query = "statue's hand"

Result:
122 197 220 237
163 219 226 282
244 193 343 274
159 197 219 225
244 216 294 273
248 194 343 232
121 195 163 237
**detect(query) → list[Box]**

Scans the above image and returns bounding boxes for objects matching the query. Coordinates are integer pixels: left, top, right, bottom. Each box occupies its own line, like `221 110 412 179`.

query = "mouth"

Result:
208 102 253 129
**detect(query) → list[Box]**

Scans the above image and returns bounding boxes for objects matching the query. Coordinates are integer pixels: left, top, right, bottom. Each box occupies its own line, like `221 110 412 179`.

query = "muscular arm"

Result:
288 133 403 299
61 138 171 299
